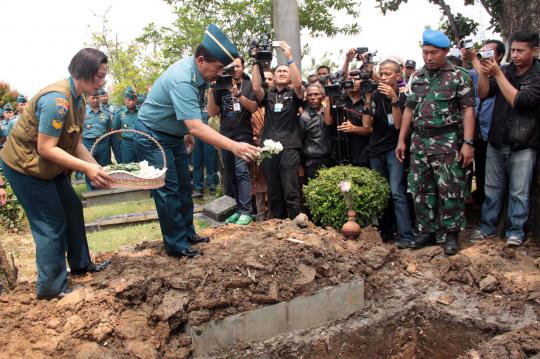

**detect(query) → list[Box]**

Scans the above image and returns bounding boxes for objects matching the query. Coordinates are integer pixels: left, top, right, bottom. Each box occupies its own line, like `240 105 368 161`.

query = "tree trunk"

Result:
0 241 17 294
498 0 540 39
272 0 302 70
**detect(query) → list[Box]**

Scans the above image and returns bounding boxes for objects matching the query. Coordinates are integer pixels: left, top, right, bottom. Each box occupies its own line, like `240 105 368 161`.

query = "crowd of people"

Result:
0 24 538 299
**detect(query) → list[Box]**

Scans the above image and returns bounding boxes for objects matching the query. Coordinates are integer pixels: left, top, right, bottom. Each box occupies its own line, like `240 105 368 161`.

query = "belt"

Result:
415 123 460 137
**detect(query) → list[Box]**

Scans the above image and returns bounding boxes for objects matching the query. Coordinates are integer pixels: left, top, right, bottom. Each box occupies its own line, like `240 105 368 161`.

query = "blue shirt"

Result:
138 57 207 137
469 69 496 141
113 106 139 139
5 115 19 136
83 105 111 139
0 119 7 145
37 77 84 138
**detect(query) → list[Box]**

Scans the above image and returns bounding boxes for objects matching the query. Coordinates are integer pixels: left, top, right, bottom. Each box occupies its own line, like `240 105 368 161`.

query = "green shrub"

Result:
0 183 25 231
303 165 390 229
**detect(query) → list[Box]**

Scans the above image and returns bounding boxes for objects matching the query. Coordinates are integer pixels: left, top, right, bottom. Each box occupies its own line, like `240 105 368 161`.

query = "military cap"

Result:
405 60 416 69
201 24 240 66
16 94 27 104
3 104 13 112
423 29 451 49
124 86 137 100
97 89 107 96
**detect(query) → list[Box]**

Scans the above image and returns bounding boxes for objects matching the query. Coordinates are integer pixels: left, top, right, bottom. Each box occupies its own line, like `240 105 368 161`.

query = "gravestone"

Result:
203 196 237 222
82 188 151 207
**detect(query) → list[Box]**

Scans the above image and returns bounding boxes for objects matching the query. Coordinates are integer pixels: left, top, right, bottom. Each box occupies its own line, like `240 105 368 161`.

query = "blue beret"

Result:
97 89 107 96
422 29 451 49
124 87 137 99
3 104 13 111
16 94 27 104
201 24 239 65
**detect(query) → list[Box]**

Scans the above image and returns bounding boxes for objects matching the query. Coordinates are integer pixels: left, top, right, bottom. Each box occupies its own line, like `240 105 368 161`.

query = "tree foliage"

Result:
138 0 362 66
87 9 162 104
0 82 20 109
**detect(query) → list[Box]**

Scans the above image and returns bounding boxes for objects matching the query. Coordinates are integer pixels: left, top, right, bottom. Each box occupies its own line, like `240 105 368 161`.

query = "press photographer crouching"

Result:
251 40 304 220
299 83 333 181
363 59 415 246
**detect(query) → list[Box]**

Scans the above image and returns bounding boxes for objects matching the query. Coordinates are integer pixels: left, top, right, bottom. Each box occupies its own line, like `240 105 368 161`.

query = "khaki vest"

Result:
1 79 86 180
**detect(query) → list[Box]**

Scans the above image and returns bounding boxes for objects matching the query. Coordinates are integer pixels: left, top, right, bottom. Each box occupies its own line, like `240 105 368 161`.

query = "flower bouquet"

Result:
257 139 284 164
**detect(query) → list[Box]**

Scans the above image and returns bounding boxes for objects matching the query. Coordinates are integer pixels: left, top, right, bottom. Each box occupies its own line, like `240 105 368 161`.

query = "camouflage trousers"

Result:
408 152 469 233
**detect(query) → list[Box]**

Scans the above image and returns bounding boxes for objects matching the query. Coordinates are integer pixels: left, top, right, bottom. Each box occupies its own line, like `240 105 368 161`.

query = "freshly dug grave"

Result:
0 219 538 359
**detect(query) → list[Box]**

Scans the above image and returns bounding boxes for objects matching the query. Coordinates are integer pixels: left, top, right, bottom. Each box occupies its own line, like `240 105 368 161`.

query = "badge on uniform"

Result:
233 98 241 113
387 114 394 126
274 103 283 113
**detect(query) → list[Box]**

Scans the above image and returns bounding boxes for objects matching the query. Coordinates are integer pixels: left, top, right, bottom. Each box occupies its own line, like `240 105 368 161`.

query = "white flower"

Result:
339 181 351 193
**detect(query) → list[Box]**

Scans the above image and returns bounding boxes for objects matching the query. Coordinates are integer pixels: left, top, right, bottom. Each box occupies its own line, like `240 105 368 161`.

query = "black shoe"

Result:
37 285 81 300
395 238 413 249
187 234 210 244
381 231 395 243
71 260 112 275
167 248 201 258
408 233 436 249
444 232 460 256
435 231 447 244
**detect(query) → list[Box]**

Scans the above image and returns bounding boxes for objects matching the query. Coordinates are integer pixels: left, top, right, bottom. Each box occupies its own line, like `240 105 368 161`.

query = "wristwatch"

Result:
463 139 474 146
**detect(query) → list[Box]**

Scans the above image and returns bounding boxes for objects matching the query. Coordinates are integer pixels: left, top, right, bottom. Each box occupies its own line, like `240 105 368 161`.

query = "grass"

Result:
87 217 210 253
83 198 156 223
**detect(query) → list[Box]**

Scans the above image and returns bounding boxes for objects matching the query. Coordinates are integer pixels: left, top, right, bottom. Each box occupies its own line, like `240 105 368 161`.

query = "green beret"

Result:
423 29 450 49
16 94 27 104
3 104 13 112
201 24 240 66
124 86 137 99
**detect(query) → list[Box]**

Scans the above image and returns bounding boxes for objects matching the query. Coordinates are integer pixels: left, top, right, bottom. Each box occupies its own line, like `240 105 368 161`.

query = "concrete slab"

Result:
82 188 151 207
190 279 364 357
203 196 237 222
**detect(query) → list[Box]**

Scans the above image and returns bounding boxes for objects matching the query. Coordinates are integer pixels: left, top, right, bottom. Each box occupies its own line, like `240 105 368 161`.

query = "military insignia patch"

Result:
53 98 69 130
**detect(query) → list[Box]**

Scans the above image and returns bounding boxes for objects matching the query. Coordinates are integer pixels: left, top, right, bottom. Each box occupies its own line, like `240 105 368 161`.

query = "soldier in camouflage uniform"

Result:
395 29 475 255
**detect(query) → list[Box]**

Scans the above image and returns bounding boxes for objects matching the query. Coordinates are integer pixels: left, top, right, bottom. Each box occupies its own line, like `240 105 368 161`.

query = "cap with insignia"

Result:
124 86 137 100
405 60 416 69
97 89 107 96
16 94 27 104
422 29 451 49
3 104 13 112
201 24 240 66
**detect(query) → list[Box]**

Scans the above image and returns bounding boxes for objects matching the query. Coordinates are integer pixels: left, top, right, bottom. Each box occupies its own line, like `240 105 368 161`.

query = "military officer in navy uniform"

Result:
134 24 259 258
82 93 112 190
0 48 112 299
113 87 139 163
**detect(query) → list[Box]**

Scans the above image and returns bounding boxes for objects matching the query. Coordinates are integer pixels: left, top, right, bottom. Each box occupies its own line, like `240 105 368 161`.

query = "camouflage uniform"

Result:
406 61 474 233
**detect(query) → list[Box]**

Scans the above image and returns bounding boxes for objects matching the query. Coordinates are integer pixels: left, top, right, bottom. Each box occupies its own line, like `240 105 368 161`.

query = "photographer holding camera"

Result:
208 57 258 225
363 59 415 246
252 40 304 220
325 48 374 167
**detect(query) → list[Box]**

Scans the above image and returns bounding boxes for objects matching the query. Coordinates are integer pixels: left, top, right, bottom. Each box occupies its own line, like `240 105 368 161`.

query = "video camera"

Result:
349 70 378 94
355 47 378 63
459 39 474 49
477 49 495 60
250 33 273 63
215 63 236 91
324 70 354 99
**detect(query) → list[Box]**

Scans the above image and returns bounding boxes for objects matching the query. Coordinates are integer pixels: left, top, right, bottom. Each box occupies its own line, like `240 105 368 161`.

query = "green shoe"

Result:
235 214 252 225
225 213 240 224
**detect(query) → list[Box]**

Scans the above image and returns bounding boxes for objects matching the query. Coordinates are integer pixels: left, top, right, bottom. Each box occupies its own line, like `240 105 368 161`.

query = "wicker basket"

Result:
89 129 167 189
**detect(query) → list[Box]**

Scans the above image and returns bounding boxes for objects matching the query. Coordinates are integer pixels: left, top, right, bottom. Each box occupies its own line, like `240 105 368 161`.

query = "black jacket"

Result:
299 107 331 158
487 60 540 150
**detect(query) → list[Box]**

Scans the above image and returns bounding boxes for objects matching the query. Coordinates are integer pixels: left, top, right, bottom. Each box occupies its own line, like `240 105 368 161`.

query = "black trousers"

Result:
262 149 301 219
303 157 330 182
473 139 488 204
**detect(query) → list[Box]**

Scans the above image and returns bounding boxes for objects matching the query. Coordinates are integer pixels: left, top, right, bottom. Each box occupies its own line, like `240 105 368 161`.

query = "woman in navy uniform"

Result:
0 48 112 299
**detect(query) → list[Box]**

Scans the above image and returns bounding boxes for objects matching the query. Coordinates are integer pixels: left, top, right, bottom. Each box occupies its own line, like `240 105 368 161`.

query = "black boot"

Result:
408 233 436 249
444 232 460 256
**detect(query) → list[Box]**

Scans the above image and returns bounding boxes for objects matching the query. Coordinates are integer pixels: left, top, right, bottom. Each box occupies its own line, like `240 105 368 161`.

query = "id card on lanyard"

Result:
274 92 283 113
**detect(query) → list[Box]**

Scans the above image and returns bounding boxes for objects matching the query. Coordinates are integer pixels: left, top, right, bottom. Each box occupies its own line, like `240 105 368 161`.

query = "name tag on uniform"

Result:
274 103 283 113
387 114 394 126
